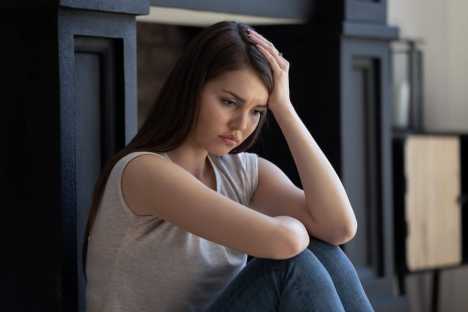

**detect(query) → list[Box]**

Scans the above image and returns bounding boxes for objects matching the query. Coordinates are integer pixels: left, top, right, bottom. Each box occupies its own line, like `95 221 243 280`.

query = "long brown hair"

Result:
83 21 274 279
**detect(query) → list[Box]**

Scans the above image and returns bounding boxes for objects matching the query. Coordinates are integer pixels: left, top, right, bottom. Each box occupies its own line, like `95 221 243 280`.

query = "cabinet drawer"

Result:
404 136 462 270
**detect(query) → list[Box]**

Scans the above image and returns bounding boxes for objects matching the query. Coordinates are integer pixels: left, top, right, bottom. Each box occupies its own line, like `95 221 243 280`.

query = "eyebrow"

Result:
221 89 267 108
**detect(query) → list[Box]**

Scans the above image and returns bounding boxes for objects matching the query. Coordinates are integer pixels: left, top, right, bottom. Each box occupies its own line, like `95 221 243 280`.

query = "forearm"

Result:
271 103 357 239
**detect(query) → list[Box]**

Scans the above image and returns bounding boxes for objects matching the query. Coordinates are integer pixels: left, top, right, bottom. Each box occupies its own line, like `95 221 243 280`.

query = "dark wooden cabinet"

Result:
249 4 406 308
1 2 147 311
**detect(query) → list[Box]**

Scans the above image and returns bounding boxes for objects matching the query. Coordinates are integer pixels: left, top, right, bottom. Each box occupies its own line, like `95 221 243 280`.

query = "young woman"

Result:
84 21 374 312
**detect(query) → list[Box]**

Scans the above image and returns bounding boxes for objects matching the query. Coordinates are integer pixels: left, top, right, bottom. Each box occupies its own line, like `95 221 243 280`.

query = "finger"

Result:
251 35 284 65
248 31 289 69
254 39 288 70
256 44 282 73
249 31 279 55
248 30 273 47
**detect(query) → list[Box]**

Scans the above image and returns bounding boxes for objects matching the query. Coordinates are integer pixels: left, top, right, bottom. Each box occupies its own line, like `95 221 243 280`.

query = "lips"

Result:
219 135 239 145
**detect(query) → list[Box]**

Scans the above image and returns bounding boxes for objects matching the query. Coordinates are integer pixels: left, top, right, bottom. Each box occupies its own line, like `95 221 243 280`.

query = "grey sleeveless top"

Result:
85 151 258 312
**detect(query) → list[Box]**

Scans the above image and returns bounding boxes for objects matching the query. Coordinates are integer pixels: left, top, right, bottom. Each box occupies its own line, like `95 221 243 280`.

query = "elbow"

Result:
274 218 310 259
328 220 358 246
339 226 357 245
290 231 310 256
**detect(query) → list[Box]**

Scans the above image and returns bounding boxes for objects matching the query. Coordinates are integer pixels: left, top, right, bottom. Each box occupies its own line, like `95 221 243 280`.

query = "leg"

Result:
205 249 346 312
308 237 375 312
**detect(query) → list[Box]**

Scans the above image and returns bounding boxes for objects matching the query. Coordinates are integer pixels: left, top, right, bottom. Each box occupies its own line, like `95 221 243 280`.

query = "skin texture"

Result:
165 68 268 185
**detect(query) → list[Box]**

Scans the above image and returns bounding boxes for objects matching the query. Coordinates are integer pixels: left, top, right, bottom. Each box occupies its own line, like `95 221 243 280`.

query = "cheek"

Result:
198 98 218 119
195 103 225 134
247 118 260 135
203 98 224 117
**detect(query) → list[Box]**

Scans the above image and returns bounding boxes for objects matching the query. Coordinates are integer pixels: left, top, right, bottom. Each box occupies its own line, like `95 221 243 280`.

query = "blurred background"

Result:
2 1 467 311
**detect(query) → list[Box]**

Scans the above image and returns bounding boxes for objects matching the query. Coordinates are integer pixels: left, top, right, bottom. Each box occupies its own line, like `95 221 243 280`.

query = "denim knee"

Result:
308 237 356 272
266 248 341 297
261 248 318 275
286 248 315 265
309 237 343 253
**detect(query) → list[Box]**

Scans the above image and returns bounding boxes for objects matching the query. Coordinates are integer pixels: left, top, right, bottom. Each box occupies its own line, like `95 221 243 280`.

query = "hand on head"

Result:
244 28 292 114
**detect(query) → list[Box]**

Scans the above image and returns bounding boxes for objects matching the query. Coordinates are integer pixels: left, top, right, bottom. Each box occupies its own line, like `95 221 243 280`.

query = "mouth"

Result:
219 135 238 146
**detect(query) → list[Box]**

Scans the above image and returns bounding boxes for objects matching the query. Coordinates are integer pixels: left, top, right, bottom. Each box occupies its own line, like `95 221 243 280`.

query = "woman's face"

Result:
189 68 269 156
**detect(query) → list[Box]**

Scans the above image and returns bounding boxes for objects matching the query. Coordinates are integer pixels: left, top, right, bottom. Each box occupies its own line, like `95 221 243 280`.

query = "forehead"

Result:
205 68 269 104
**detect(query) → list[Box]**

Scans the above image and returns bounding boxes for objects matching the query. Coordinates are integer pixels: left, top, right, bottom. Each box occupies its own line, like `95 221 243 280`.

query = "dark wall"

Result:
150 0 314 19
1 2 147 311
2 9 62 312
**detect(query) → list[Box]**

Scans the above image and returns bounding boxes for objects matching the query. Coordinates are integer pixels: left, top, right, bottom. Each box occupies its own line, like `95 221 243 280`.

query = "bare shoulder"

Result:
121 153 175 216
124 152 170 169
122 153 172 185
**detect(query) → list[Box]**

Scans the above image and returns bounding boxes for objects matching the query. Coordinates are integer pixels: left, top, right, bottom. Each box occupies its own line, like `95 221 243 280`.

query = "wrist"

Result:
269 100 294 115
270 102 298 127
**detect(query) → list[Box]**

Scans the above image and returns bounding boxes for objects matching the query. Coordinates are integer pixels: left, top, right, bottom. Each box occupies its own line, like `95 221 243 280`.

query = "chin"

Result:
211 149 231 157
209 145 235 157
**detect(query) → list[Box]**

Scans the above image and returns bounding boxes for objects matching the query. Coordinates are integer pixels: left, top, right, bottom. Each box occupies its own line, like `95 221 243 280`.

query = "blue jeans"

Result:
205 237 375 311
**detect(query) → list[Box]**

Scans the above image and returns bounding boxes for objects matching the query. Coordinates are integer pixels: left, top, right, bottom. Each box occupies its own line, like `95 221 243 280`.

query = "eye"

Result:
221 98 238 106
221 97 265 116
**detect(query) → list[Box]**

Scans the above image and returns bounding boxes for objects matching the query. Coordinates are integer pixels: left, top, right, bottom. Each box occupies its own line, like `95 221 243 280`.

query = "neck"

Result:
165 147 210 180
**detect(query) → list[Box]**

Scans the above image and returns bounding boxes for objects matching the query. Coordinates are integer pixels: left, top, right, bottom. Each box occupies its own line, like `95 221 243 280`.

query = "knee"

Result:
310 236 342 250
255 248 316 272
279 249 336 284
278 248 323 274
309 237 356 271
309 237 347 259
254 248 328 275
288 248 315 264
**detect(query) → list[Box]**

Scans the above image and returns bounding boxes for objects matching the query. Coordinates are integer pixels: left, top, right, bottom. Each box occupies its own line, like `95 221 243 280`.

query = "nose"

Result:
229 111 250 132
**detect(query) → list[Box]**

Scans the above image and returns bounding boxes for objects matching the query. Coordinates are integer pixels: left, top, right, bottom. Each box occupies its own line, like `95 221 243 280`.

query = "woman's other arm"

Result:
272 104 358 244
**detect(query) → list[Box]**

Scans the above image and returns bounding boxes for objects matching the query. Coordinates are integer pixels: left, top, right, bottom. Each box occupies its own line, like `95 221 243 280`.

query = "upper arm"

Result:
121 154 299 259
249 157 345 246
